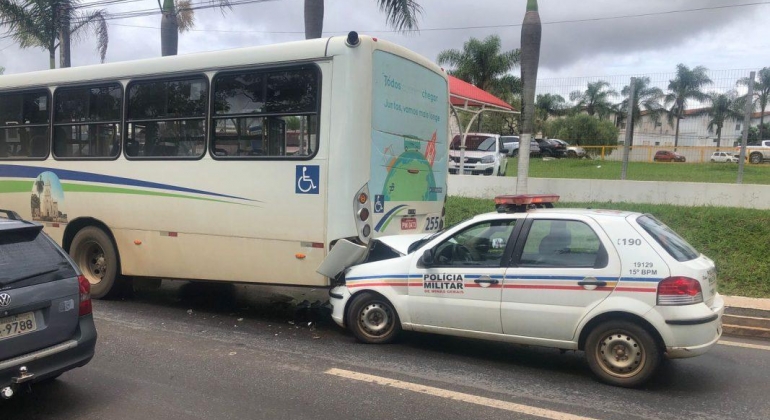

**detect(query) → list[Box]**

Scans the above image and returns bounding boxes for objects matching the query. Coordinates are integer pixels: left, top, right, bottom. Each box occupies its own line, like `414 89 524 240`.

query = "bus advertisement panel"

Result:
370 50 448 235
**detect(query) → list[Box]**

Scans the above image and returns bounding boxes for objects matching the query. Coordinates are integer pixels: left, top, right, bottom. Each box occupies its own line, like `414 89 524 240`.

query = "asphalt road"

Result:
3 281 770 420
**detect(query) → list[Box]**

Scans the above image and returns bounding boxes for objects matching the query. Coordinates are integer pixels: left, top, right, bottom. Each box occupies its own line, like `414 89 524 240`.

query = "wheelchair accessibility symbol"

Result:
295 165 319 194
374 195 384 213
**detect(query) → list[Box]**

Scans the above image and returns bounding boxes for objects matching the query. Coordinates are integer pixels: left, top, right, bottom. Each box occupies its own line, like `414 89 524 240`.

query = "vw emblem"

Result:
0 293 10 307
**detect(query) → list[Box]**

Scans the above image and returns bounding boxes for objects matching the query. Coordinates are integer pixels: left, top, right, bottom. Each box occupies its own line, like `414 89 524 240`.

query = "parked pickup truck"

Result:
738 140 770 164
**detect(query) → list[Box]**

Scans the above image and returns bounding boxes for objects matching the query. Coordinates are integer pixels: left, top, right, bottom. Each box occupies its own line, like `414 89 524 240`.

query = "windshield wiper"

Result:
0 266 63 286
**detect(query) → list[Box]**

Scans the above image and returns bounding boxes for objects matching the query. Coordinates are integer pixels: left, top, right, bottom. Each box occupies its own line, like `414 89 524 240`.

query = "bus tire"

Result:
70 226 121 299
346 292 401 344
585 320 661 388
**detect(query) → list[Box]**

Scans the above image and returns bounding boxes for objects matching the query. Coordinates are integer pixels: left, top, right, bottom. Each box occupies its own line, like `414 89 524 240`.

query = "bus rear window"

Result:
637 215 699 262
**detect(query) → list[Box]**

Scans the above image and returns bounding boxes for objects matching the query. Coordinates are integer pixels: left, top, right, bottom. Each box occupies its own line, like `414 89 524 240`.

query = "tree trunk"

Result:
761 112 766 141
304 0 324 39
517 0 541 194
674 115 681 151
716 127 722 150
59 13 71 68
49 2 58 69
628 113 635 147
161 0 179 56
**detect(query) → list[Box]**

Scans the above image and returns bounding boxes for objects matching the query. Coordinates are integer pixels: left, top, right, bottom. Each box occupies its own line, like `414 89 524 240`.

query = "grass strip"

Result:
504 158 770 185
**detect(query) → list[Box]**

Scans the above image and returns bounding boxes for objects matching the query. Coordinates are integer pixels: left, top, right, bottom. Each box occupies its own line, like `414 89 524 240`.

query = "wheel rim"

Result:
75 240 108 286
596 331 646 378
358 302 395 338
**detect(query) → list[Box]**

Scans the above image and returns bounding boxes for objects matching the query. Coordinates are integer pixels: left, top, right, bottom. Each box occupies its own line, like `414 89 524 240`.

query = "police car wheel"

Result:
585 320 661 388
347 292 401 344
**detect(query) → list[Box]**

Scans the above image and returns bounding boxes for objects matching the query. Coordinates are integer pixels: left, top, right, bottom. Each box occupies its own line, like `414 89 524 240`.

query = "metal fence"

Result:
527 68 768 183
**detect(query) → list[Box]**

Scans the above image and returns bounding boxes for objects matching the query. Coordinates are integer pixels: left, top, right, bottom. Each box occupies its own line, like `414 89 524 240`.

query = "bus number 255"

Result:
425 216 441 231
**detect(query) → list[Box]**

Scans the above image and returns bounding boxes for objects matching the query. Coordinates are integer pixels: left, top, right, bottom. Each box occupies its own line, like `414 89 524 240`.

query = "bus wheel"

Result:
346 292 401 344
70 226 120 299
584 320 661 388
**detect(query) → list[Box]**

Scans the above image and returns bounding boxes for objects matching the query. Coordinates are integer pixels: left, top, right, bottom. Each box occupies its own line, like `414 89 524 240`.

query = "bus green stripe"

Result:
0 180 34 193
0 180 246 206
60 183 235 204
380 208 406 231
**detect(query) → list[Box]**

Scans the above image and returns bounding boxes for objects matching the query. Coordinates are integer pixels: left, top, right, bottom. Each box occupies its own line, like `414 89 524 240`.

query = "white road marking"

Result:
718 340 770 352
325 368 597 420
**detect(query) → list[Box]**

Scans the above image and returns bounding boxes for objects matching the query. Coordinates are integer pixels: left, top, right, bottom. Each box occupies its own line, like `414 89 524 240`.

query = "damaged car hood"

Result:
376 233 432 255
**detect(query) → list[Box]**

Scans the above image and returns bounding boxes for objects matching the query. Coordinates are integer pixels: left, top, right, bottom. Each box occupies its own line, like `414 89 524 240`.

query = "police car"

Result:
326 194 724 388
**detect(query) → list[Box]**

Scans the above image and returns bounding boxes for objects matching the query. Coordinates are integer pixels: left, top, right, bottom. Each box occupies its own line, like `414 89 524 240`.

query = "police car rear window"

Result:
637 215 699 262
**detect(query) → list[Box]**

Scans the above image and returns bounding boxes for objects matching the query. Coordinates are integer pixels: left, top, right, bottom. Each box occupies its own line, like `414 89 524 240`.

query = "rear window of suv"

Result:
0 224 77 287
636 215 699 262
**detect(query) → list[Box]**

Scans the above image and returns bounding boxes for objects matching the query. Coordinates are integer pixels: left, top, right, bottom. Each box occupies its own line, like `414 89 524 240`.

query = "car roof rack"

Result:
494 194 559 213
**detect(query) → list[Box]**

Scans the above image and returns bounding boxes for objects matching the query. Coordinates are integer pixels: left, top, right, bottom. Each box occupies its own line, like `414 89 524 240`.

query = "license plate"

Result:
401 217 417 230
0 312 37 340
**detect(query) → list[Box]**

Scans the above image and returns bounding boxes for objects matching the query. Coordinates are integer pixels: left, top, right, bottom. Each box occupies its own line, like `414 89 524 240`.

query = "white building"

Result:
619 109 770 147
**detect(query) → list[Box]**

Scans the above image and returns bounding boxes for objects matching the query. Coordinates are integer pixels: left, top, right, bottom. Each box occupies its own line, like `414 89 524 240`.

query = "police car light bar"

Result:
494 194 560 212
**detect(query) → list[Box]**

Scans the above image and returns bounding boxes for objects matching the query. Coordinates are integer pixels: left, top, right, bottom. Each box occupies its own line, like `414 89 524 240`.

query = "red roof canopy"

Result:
449 75 515 111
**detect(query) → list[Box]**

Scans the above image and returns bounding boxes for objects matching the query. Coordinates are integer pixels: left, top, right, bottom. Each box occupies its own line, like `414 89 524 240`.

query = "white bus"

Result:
0 33 449 298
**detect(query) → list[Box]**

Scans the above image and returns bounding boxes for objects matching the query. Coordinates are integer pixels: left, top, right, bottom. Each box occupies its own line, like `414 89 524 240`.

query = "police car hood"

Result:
376 233 432 255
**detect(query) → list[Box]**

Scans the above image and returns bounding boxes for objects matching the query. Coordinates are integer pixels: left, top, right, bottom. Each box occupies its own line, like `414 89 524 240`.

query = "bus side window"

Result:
126 77 206 159
0 90 49 160
211 66 319 159
53 83 122 159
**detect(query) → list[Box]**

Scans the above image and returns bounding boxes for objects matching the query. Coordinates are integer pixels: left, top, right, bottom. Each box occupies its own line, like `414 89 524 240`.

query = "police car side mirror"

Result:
420 249 434 267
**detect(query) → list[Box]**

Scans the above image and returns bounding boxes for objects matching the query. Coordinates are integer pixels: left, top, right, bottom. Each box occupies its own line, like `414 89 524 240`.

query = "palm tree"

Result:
618 77 665 147
437 35 520 92
535 93 565 135
738 67 770 141
0 0 108 69
691 92 743 149
518 0 541 194
159 0 231 56
570 81 617 118
664 64 712 149
304 0 422 39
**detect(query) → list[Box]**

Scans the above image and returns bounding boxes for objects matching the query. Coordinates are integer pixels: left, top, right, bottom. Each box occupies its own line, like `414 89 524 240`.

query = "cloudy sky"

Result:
1 0 769 80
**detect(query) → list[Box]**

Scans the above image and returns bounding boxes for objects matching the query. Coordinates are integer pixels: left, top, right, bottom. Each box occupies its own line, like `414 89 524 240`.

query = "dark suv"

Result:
535 138 567 158
0 210 96 399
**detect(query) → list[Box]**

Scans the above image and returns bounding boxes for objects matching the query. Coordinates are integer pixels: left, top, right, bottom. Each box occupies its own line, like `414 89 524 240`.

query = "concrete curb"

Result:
723 296 770 340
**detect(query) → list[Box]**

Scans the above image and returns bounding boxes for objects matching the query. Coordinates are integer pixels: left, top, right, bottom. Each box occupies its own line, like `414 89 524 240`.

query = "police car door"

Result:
502 216 621 341
408 219 519 333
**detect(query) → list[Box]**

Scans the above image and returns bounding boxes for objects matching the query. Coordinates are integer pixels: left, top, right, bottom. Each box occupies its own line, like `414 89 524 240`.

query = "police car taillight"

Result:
494 194 559 212
657 276 703 306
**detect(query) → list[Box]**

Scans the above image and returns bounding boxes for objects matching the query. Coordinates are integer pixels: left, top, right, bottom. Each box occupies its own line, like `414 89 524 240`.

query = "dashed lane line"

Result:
325 368 597 420
718 340 770 352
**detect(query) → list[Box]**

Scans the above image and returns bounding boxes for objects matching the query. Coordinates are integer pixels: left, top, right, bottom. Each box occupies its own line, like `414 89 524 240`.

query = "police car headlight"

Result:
481 155 495 164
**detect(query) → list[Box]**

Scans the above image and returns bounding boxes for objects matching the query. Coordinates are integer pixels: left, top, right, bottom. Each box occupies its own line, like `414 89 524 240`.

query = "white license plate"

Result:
0 312 37 340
